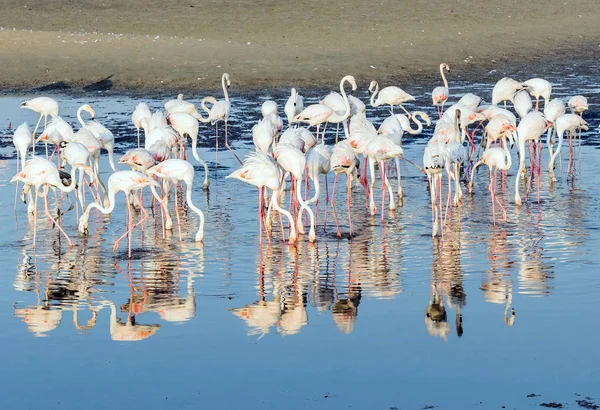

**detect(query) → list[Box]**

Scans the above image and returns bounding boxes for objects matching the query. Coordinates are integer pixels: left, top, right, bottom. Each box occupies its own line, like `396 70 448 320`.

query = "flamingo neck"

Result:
406 112 424 134
185 184 205 241
222 74 229 102
77 106 87 128
370 82 379 107
440 64 448 89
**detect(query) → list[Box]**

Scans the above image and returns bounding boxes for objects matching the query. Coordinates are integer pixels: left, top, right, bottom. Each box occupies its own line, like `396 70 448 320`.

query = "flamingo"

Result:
227 150 297 244
524 78 552 111
252 118 277 154
278 127 307 152
368 80 415 117
299 143 332 227
131 102 151 147
21 97 59 155
273 143 316 242
330 140 360 237
284 88 304 127
457 93 482 111
491 77 528 107
514 111 551 205
440 111 467 209
293 75 357 141
11 157 78 247
543 98 566 166
167 112 210 188
205 73 240 164
483 114 516 149
261 100 278 118
12 122 32 209
320 87 364 142
364 136 404 220
432 63 450 118
423 139 446 237
60 141 96 209
513 90 533 119
77 104 117 172
548 114 588 180
78 170 162 258
165 94 204 120
119 148 156 172
146 159 206 242
568 95 589 160
469 135 513 222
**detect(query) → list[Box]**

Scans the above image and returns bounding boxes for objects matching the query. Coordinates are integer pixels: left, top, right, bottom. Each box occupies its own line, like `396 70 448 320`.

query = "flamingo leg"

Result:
347 173 353 237
33 186 39 249
31 114 43 155
380 161 386 222
42 186 74 247
323 175 329 228
174 187 183 241
215 122 219 166
331 174 340 237
225 120 243 164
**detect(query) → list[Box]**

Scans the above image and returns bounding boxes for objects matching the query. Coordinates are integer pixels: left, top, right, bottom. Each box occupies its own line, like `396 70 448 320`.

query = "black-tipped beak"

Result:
21 102 26 107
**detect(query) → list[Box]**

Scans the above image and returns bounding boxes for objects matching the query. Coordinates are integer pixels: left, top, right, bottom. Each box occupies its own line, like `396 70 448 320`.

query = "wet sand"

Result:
1 0 599 93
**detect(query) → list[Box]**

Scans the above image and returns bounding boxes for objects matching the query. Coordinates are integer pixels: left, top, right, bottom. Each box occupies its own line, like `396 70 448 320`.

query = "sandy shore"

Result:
1 0 599 94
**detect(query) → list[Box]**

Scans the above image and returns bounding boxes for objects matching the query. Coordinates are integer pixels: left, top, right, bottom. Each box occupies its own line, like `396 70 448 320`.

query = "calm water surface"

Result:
0 72 599 409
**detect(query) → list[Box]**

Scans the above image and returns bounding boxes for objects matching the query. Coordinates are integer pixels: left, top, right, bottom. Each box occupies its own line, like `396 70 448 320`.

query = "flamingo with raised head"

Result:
21 97 59 155
285 88 304 128
369 80 415 117
432 63 450 118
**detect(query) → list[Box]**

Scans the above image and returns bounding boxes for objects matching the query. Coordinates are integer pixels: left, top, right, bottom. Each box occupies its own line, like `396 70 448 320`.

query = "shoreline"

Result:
1 0 599 96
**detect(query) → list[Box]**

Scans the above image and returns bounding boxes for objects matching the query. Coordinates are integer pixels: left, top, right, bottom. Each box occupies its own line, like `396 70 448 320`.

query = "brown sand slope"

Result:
0 0 599 92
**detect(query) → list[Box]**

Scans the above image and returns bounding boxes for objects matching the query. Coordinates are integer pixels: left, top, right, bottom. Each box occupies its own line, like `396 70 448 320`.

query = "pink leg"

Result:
380 161 386 222
225 121 243 164
347 174 353 236
174 187 183 241
215 123 219 166
33 187 39 249
323 175 329 228
331 174 340 237
489 167 496 224
43 187 74 246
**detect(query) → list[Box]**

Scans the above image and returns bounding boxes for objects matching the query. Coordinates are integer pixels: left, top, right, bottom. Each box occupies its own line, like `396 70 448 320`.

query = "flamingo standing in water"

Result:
227 150 297 244
284 88 304 128
293 75 357 142
273 143 316 242
469 134 514 223
544 98 566 167
548 113 588 181
369 80 415 117
330 140 360 237
21 97 59 155
146 159 206 243
77 104 117 172
514 111 551 205
131 102 151 148
524 78 552 111
167 112 210 188
204 73 241 164
12 123 32 209
11 157 78 247
432 63 450 118
491 77 528 108
78 171 162 258
423 139 445 237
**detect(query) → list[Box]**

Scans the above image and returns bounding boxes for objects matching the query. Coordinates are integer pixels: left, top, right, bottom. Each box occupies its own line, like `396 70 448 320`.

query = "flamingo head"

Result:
36 131 49 142
82 104 96 119
368 81 377 94
224 73 231 88
442 63 450 72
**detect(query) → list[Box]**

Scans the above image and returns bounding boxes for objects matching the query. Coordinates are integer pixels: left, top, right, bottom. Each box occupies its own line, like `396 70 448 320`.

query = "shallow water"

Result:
0 73 599 409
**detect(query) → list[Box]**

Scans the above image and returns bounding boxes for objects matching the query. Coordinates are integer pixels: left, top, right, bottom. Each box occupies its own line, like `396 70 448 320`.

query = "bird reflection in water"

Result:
13 241 203 341
481 223 517 326
425 217 466 341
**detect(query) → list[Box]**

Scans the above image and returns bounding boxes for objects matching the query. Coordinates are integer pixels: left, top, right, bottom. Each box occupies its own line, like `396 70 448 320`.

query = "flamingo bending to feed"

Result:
514 111 551 205
543 98 566 165
12 122 32 209
491 77 528 108
432 63 450 118
78 171 162 258
273 143 316 242
146 159 206 243
330 140 360 237
469 134 514 222
167 112 210 188
548 114 588 180
21 97 59 155
11 157 78 247
369 80 415 117
227 150 297 244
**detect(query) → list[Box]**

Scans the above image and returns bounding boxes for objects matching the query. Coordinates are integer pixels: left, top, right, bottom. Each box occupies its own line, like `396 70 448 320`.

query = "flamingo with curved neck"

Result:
432 63 450 118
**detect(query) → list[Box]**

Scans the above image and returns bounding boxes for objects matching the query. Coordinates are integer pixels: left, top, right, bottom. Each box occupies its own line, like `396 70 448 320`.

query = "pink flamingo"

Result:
524 78 552 111
369 80 415 117
78 171 162 258
10 157 78 247
21 97 59 155
227 150 297 244
146 159 206 243
330 140 360 237
167 112 210 188
432 63 450 118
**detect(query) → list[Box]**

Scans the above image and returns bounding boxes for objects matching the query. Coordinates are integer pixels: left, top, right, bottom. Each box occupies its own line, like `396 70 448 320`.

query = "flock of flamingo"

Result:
9 65 592 256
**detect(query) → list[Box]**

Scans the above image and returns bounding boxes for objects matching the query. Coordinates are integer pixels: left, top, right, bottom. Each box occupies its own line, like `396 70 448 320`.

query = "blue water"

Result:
0 72 599 409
